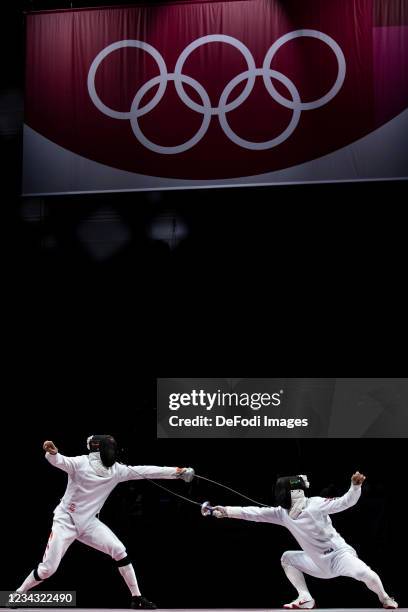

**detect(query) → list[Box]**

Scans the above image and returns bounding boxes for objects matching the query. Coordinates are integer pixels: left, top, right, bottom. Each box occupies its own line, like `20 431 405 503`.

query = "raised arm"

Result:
117 464 194 483
212 504 284 524
43 440 80 475
317 471 365 515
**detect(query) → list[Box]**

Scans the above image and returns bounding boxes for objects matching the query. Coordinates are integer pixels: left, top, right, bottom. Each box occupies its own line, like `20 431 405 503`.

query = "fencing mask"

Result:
274 474 310 510
87 434 117 468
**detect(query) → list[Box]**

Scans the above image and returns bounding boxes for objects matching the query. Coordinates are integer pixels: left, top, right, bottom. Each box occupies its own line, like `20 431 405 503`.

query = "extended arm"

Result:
117 464 194 482
213 504 284 524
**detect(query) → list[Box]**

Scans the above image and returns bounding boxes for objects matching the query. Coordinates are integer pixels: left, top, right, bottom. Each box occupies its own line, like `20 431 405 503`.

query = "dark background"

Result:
4 2 406 383
4 394 407 608
3 0 407 315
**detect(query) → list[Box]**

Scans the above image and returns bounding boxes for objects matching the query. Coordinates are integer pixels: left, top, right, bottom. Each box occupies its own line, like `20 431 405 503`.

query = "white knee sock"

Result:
17 570 43 593
362 570 388 603
118 563 141 597
282 563 313 600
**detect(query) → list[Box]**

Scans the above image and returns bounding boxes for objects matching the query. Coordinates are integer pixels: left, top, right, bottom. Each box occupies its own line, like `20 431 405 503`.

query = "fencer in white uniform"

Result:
16 436 195 609
211 472 398 610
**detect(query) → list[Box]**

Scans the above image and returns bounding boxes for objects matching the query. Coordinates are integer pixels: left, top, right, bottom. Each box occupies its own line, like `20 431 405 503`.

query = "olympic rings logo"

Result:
87 31 346 154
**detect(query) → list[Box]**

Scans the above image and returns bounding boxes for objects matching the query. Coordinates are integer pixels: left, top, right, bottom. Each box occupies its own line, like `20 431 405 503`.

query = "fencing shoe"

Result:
383 597 398 609
130 596 157 609
283 597 316 609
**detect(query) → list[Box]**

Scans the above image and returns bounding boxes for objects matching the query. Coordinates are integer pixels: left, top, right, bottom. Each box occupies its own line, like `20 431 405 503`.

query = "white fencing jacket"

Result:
225 483 362 568
46 452 180 534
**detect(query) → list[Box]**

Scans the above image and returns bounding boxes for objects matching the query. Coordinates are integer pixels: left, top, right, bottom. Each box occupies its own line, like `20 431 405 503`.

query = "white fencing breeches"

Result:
37 512 127 580
281 550 388 602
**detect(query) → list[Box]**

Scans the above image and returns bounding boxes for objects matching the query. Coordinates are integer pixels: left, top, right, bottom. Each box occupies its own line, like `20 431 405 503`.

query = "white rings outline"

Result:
87 40 168 120
130 73 212 155
262 30 346 111
87 30 346 154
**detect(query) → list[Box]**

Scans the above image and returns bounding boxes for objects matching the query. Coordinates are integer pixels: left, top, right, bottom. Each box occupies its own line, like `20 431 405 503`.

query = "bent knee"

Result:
354 567 375 583
112 547 127 562
37 565 57 580
281 551 296 566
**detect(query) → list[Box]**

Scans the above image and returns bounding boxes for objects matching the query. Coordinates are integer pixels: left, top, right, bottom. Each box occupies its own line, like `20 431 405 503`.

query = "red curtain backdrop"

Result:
24 0 408 192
